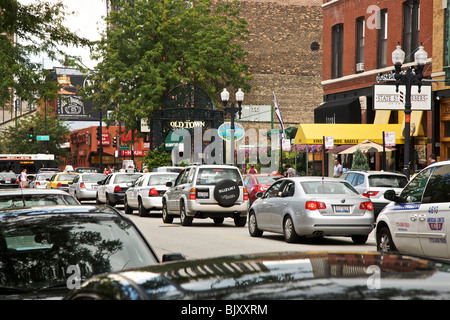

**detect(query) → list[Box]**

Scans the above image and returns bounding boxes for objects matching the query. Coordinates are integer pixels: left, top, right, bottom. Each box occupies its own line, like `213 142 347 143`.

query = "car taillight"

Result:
305 201 326 210
243 188 248 201
360 201 374 211
362 191 379 198
149 188 159 197
114 185 122 193
36 182 40 186
80 182 85 189
57 182 63 187
189 188 196 200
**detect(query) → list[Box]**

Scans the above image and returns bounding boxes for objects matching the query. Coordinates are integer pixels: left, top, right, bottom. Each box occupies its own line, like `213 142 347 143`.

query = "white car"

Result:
376 160 450 259
124 172 179 216
29 172 54 189
96 172 143 207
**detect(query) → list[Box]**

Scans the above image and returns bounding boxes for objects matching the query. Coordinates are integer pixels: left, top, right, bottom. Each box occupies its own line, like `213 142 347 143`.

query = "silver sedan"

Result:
248 177 374 244
68 173 106 201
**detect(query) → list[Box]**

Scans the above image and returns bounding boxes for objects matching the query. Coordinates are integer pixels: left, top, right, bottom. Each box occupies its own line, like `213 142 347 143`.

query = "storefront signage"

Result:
373 84 431 110
170 121 205 129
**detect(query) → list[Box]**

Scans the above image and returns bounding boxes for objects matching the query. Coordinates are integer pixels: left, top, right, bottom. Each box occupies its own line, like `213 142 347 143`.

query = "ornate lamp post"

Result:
221 88 244 165
392 43 427 179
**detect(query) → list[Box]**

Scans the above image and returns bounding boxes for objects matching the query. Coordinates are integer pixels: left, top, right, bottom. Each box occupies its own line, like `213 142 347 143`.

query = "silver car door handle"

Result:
410 214 418 221
418 214 427 221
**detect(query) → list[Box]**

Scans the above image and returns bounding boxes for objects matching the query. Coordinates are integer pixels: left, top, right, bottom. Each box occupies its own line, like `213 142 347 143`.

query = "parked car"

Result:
0 205 182 300
0 189 80 209
38 167 60 173
96 172 143 206
46 172 79 193
243 173 283 204
68 173 107 202
248 177 374 244
340 170 408 218
124 172 179 216
29 172 54 189
375 159 450 260
153 166 183 173
74 167 100 173
0 172 20 188
65 250 450 300
162 164 249 226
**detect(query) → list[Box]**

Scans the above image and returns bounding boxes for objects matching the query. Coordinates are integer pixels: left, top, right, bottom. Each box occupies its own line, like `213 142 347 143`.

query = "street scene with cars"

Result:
1 0 450 306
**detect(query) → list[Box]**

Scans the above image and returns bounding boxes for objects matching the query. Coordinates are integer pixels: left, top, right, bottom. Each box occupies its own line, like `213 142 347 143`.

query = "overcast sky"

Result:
21 0 107 69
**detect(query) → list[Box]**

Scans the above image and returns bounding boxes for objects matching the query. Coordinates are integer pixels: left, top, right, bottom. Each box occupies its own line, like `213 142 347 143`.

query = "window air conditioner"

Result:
356 63 364 72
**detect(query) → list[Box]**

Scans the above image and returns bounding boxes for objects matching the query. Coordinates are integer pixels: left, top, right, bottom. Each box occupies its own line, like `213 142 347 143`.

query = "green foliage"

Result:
84 0 252 138
0 0 91 106
351 149 370 170
141 144 173 171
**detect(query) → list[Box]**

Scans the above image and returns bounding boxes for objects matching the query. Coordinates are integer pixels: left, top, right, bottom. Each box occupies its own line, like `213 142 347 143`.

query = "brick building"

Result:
313 0 435 173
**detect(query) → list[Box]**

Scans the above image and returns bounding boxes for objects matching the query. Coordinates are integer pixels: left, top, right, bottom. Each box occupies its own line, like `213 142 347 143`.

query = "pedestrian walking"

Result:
248 164 258 174
428 153 436 165
20 168 28 188
333 159 343 178
284 164 296 177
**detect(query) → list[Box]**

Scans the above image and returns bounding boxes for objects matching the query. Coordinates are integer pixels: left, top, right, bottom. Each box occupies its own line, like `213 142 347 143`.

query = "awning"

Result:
373 110 391 124
314 98 361 123
293 123 405 145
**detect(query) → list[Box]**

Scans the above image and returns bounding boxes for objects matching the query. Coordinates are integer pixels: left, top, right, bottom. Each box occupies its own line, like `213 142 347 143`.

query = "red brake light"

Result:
149 188 159 197
80 182 86 189
114 185 122 193
243 188 248 201
360 201 374 211
57 182 63 187
305 201 326 210
189 188 196 200
362 191 379 198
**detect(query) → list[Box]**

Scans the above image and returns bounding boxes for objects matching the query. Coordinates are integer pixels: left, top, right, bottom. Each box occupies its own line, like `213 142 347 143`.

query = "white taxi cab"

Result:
375 159 450 259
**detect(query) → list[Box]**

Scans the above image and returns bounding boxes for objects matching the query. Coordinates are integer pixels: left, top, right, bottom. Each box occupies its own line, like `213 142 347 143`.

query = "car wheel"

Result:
123 197 133 214
351 235 368 244
377 226 397 253
213 217 224 224
248 211 263 237
180 201 193 226
234 216 246 227
96 193 102 204
106 193 115 207
138 198 149 217
162 200 173 223
213 179 239 207
283 215 300 243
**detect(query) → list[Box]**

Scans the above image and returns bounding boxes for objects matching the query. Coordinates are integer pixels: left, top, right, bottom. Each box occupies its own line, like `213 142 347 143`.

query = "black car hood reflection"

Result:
66 251 450 300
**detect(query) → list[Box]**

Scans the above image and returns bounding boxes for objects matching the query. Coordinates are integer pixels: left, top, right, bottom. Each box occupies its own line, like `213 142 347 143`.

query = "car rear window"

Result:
113 174 142 183
148 174 178 185
82 174 106 182
0 195 79 209
255 176 278 184
368 175 407 188
196 168 243 186
56 174 78 181
301 181 359 195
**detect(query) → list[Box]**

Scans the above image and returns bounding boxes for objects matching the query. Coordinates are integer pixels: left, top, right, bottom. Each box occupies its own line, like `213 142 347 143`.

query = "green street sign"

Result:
119 145 130 150
36 135 50 141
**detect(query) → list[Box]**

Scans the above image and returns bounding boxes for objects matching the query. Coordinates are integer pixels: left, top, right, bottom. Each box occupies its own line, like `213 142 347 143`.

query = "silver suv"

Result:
162 164 249 226
340 170 408 218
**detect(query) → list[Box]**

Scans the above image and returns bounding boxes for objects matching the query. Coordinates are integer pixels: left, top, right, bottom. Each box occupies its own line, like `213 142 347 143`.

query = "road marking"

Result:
224 235 243 240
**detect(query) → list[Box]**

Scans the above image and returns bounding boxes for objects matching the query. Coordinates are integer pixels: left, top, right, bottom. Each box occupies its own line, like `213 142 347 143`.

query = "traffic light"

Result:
113 136 117 148
96 126 101 141
28 127 34 138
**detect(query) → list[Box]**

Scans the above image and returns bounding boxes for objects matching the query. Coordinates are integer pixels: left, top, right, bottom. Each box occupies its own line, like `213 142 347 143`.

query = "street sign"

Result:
119 145 130 150
384 131 396 147
36 135 50 141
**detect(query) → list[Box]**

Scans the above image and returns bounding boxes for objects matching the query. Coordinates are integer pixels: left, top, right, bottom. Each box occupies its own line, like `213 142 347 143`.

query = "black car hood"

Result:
66 251 450 300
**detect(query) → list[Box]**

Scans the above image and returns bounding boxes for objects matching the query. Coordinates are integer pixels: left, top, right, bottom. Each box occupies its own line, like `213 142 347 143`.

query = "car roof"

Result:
0 205 122 220
427 159 450 168
344 170 406 176
0 189 71 195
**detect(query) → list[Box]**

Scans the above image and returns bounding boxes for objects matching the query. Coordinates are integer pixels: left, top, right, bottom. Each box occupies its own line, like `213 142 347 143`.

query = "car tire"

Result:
96 193 102 204
138 198 149 217
283 215 300 243
213 179 239 207
124 197 133 214
377 226 397 253
162 200 173 223
213 217 224 224
234 216 246 227
180 201 193 226
106 193 115 207
351 235 368 244
248 211 263 237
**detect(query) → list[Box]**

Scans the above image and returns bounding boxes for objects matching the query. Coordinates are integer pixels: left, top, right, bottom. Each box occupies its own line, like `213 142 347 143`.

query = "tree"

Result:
351 149 370 170
84 0 252 137
141 144 173 171
0 0 92 106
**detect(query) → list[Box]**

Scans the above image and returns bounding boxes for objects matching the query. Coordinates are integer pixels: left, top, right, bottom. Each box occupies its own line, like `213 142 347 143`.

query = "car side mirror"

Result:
166 181 173 187
162 253 185 262
97 180 103 185
384 189 405 203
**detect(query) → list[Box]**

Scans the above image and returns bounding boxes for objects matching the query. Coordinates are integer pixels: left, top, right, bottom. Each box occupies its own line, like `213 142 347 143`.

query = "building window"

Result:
403 0 420 63
332 24 344 79
356 17 365 72
377 10 388 68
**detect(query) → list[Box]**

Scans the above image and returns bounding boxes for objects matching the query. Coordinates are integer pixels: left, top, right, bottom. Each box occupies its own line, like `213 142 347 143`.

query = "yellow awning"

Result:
294 123 405 145
373 110 391 124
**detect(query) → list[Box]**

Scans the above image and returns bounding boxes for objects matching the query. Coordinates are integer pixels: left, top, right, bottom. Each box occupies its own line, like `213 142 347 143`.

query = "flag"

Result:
273 91 286 139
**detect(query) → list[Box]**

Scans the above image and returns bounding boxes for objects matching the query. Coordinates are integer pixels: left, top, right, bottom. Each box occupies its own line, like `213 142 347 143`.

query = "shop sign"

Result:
373 84 431 110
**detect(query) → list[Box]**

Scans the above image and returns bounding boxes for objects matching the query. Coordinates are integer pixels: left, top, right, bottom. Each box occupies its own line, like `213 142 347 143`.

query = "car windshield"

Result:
56 174 77 181
196 168 243 186
113 174 142 183
0 213 158 290
301 181 359 195
255 176 278 184
148 174 178 185
368 175 408 188
0 195 79 209
82 174 106 182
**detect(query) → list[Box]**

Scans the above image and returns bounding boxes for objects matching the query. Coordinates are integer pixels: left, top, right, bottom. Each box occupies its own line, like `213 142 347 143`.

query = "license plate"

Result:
334 205 350 213
197 191 209 198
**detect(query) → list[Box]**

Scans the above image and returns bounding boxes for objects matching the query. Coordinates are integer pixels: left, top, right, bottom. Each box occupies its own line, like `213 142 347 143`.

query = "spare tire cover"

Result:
214 179 240 207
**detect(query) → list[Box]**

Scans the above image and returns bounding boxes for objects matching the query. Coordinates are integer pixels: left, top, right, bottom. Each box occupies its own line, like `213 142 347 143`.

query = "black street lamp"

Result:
221 88 244 165
392 43 427 180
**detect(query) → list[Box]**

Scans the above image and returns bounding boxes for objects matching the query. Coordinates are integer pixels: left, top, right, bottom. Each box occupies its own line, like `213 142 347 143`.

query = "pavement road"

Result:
118 207 378 261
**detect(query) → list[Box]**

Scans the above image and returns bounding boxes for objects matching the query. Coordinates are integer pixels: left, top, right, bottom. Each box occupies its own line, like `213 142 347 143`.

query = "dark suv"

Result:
162 164 249 226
